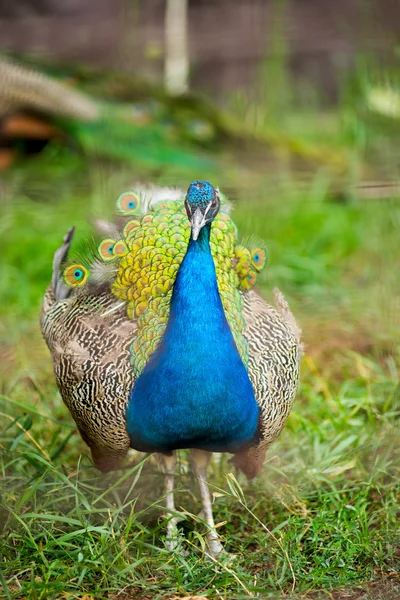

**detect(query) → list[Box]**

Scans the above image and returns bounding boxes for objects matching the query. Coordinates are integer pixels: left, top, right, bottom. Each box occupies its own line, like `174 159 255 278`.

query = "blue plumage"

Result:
126 193 259 453
185 180 216 209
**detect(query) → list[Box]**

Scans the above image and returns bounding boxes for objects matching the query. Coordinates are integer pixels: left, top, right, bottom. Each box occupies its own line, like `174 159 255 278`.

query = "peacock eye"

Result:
211 190 220 210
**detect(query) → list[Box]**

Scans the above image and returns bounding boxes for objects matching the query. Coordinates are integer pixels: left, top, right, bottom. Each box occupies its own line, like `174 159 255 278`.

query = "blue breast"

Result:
126 225 259 453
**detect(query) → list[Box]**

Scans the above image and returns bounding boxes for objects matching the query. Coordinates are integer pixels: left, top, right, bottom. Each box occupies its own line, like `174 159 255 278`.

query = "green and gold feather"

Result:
62 188 267 376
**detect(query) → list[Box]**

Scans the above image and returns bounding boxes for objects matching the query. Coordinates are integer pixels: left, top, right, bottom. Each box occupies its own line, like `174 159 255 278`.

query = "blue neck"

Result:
126 223 259 453
168 224 227 339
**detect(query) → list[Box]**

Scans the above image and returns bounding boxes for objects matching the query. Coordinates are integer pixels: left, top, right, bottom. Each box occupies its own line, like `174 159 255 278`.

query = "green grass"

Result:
1 340 399 599
1 69 400 598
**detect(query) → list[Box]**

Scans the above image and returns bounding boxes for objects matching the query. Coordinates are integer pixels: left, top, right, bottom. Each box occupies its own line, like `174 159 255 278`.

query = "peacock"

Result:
41 181 301 557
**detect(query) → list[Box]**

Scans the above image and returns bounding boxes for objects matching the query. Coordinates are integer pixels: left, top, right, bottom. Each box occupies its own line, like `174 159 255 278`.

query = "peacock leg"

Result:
190 449 223 558
156 452 182 550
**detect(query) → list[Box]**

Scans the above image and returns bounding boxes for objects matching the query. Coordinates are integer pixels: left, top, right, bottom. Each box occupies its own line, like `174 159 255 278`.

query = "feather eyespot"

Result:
64 264 88 287
113 240 128 257
251 248 266 271
239 270 257 291
247 271 257 285
116 191 139 215
98 238 116 261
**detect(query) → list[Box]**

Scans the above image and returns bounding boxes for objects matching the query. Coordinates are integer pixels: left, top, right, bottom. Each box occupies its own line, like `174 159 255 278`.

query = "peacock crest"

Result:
62 187 267 376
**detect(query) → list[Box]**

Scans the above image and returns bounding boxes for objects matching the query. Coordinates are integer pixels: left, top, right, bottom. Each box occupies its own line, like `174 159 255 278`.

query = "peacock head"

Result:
185 180 220 241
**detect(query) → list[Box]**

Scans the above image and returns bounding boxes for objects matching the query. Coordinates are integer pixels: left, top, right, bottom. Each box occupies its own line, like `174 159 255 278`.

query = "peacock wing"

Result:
233 289 301 479
41 232 136 472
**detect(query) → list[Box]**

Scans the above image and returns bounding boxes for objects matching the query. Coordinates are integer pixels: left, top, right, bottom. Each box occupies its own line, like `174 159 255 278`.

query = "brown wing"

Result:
40 227 136 472
41 286 136 471
233 289 301 478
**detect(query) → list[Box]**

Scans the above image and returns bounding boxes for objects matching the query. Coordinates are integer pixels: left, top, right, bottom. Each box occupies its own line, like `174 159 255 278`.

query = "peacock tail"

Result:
62 188 267 377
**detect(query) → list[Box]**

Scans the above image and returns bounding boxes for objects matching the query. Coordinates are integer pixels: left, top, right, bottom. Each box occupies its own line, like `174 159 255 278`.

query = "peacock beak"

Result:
191 207 207 241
